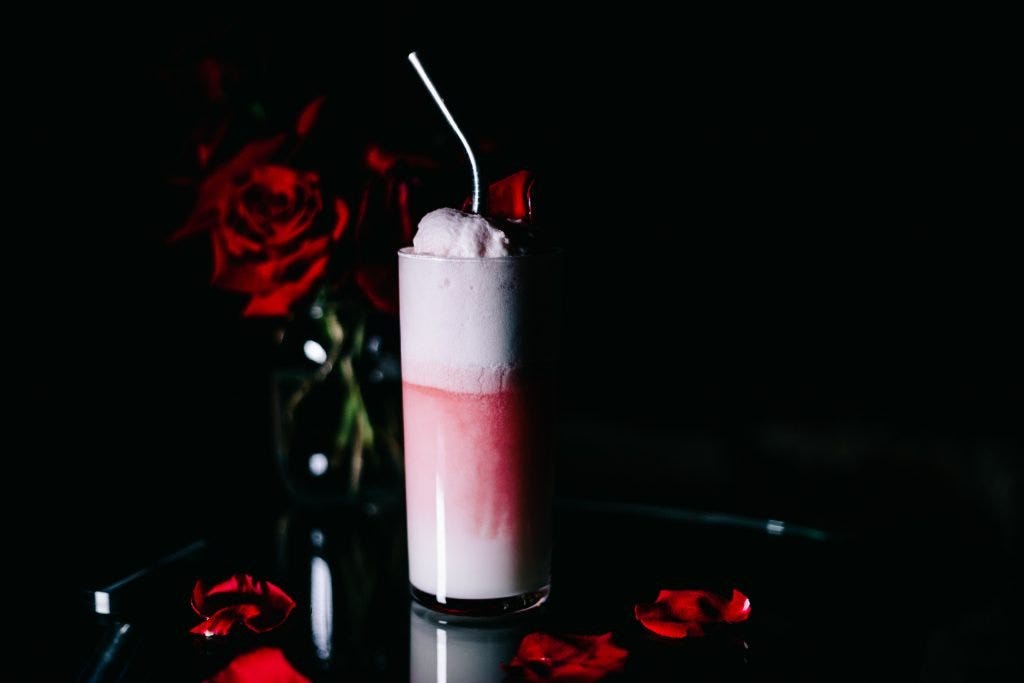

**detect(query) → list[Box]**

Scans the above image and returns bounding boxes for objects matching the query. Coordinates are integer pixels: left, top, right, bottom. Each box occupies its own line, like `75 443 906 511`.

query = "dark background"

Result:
16 6 1022 678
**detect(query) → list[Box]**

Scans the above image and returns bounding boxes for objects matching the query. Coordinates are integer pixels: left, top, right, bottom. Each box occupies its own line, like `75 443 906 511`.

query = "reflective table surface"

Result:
75 496 1015 681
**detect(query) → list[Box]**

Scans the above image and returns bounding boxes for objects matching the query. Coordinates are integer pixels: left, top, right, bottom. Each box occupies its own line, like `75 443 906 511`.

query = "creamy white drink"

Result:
400 208 559 614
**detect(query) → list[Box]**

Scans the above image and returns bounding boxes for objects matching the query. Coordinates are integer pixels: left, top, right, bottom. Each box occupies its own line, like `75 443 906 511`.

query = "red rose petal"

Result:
210 229 328 295
365 145 397 174
581 633 631 672
243 253 329 317
247 165 313 200
721 589 752 623
332 197 349 241
397 181 413 243
196 121 229 170
295 95 326 138
203 647 310 683
658 589 720 622
355 264 398 314
486 170 535 223
634 588 751 639
506 632 628 682
190 574 296 636
352 148 429 313
198 143 213 169
172 135 288 242
364 145 438 175
190 604 262 637
632 604 707 638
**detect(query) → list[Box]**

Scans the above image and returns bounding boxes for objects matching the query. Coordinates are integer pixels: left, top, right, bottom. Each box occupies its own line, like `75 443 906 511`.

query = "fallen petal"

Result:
506 632 628 681
203 647 309 683
190 574 296 636
635 588 751 639
721 589 752 623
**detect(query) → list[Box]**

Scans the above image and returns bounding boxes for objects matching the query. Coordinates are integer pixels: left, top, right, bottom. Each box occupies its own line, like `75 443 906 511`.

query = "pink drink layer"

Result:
403 374 554 601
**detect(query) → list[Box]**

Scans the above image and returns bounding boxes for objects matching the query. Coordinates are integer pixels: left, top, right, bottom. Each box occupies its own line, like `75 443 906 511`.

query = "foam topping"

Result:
412 208 511 258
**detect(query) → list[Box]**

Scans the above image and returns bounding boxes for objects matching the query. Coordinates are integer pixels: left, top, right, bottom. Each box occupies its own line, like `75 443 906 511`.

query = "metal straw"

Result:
408 52 481 213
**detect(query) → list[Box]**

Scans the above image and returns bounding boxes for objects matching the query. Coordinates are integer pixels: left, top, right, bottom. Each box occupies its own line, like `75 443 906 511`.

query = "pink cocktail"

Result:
399 248 560 615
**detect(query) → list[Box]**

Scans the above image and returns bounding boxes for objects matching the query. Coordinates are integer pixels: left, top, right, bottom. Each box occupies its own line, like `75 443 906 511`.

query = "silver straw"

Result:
408 52 481 213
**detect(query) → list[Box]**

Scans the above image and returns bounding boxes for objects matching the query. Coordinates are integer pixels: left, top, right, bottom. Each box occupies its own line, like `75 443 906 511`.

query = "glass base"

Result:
410 584 550 617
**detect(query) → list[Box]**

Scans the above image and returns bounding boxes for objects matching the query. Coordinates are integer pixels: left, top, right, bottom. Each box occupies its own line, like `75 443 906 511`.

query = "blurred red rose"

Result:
173 97 347 317
351 145 436 314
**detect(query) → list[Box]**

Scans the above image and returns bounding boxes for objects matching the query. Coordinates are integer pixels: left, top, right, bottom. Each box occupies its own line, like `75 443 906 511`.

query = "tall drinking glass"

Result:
398 248 560 616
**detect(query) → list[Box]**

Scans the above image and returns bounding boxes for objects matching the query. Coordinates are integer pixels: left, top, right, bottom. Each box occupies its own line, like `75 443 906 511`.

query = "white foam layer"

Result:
398 249 560 394
413 208 510 258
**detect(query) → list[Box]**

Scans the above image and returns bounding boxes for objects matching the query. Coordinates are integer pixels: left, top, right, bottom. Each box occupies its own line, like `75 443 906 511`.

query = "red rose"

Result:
173 97 347 317
216 164 345 317
352 145 435 314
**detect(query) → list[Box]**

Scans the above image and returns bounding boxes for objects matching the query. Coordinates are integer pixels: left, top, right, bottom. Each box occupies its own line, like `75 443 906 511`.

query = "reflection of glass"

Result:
409 603 528 683
399 250 561 615
274 510 406 677
309 529 333 663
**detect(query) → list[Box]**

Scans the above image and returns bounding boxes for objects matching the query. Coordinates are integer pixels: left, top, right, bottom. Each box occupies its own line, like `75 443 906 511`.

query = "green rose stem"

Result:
334 315 374 497
280 305 376 499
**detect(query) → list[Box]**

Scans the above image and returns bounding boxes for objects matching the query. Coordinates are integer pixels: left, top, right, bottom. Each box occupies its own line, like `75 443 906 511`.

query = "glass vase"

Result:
271 298 403 509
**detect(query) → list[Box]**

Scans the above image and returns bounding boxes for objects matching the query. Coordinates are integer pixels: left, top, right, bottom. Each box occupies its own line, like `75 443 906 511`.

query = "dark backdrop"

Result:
16 6 1022 675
